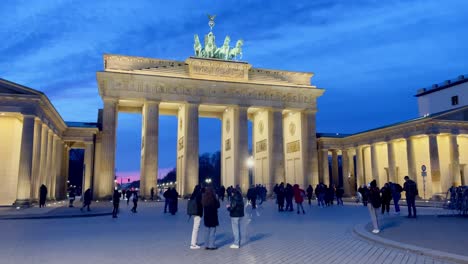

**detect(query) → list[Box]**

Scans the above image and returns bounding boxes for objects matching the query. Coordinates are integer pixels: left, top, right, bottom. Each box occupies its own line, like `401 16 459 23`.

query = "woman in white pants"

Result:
189 185 203 249
368 180 381 234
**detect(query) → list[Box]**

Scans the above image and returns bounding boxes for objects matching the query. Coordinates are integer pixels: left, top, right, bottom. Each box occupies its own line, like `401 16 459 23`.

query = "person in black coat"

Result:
80 188 92 211
380 183 392 214
39 184 47 208
358 185 369 206
169 188 179 215
277 183 285 211
285 183 294 211
202 187 220 250
68 186 76 208
163 188 171 213
218 185 226 202
112 190 121 218
131 191 138 213
335 186 344 206
403 176 418 218
126 189 131 205
189 185 203 249
306 185 313 205
247 185 257 209
227 187 244 248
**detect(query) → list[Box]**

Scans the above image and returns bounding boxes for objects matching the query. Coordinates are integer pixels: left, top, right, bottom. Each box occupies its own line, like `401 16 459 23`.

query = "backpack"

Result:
187 199 198 216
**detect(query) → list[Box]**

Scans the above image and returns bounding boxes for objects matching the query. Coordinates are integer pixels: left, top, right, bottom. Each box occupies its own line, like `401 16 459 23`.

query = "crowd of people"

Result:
363 176 419 234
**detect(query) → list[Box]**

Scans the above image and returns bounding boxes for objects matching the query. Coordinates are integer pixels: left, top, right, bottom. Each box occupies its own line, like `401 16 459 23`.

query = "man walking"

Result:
389 181 403 214
403 176 418 218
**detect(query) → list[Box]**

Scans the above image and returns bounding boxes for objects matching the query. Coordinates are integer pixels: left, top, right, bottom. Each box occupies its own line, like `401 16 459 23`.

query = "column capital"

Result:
103 97 118 103
302 108 317 114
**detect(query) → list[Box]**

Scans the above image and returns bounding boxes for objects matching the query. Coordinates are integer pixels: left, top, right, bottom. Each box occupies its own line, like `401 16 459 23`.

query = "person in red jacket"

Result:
293 184 306 214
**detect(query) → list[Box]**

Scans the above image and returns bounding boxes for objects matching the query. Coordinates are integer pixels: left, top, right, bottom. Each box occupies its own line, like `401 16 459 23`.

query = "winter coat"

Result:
228 192 244 218
404 180 418 198
84 189 92 204
189 189 203 217
380 186 392 202
293 186 305 203
203 199 220 228
369 187 381 208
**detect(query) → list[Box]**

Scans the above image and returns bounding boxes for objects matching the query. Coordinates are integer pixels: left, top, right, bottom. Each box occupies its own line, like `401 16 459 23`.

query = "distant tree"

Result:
161 168 176 183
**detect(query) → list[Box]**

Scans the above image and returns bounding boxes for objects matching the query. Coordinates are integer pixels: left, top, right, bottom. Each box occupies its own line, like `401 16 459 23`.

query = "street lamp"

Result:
205 178 212 184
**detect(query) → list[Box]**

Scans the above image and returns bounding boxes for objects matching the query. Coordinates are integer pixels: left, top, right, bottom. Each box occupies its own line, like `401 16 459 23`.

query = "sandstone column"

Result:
303 111 319 186
331 149 339 186
100 98 118 198
406 137 417 184
185 103 199 195
140 101 159 198
38 124 49 187
356 146 364 187
45 129 54 198
49 135 57 200
15 115 35 206
387 140 396 183
31 119 42 200
237 106 249 192
320 149 330 185
54 140 63 199
60 145 70 199
428 134 441 193
370 143 379 186
342 149 352 195
83 142 95 193
272 109 285 185
449 134 461 187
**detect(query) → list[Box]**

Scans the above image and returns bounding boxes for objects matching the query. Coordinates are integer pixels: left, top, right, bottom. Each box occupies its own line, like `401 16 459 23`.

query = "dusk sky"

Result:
1 0 468 180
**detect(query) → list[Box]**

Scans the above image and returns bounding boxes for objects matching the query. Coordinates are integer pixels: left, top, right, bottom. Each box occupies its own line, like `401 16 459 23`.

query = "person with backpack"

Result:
403 176 418 218
227 187 244 249
335 185 344 206
380 183 392 214
368 180 381 234
188 185 203 249
389 182 403 214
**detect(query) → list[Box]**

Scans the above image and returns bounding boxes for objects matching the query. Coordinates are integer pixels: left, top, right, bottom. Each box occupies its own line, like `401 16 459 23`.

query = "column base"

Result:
14 199 31 208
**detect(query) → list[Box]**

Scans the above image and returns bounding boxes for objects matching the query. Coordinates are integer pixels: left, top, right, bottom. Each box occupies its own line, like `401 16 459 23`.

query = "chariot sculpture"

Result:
193 15 243 61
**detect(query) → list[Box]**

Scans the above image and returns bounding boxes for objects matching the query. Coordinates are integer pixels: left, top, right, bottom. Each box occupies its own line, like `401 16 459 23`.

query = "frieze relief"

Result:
256 139 267 153
286 140 300 153
103 76 317 108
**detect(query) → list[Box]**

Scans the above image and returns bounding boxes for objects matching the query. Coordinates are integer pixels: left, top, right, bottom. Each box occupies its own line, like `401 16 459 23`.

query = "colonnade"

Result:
319 133 468 198
98 99 320 198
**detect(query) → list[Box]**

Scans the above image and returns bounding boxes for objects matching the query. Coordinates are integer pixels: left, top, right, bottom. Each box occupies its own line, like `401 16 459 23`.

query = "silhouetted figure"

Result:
126 189 131 205
389 182 403 214
358 185 369 206
227 187 244 249
218 185 226 202
335 186 344 206
163 188 171 213
169 188 179 215
315 183 326 207
368 180 381 234
80 188 92 212
68 186 76 207
380 183 392 214
277 183 285 211
293 184 305 214
189 185 203 249
247 185 257 209
112 190 121 218
403 176 418 218
39 184 47 208
285 184 294 211
150 187 155 201
131 191 138 213
306 185 313 205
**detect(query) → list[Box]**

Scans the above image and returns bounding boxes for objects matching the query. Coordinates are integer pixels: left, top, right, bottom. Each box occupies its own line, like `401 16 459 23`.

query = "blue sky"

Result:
1 0 468 177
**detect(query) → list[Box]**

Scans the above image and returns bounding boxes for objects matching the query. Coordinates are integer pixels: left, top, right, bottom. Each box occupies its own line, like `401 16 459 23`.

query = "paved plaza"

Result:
0 200 462 264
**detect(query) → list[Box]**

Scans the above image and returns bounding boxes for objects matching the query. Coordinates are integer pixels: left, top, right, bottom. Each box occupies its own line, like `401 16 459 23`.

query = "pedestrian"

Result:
150 187 155 201
39 184 47 208
126 189 131 205
227 187 244 249
219 185 226 202
163 187 171 213
335 186 344 206
202 187 220 250
68 186 76 207
80 188 92 212
293 184 306 214
122 189 126 201
277 183 285 211
326 185 335 206
226 186 232 202
285 183 294 211
131 191 138 213
273 184 279 201
306 185 313 205
380 183 392 214
188 185 203 249
169 187 179 215
358 184 369 206
112 189 120 218
368 180 381 234
403 176 418 218
315 183 325 207
247 185 257 209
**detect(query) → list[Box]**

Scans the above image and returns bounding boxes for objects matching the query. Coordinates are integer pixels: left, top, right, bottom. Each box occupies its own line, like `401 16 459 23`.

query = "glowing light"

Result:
246 156 254 168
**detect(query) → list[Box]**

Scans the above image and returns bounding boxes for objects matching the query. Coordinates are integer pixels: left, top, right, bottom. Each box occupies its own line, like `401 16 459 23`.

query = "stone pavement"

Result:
0 200 459 264
363 214 468 257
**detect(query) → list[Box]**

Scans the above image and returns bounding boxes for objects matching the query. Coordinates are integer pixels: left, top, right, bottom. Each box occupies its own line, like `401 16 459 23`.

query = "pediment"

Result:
0 78 43 96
